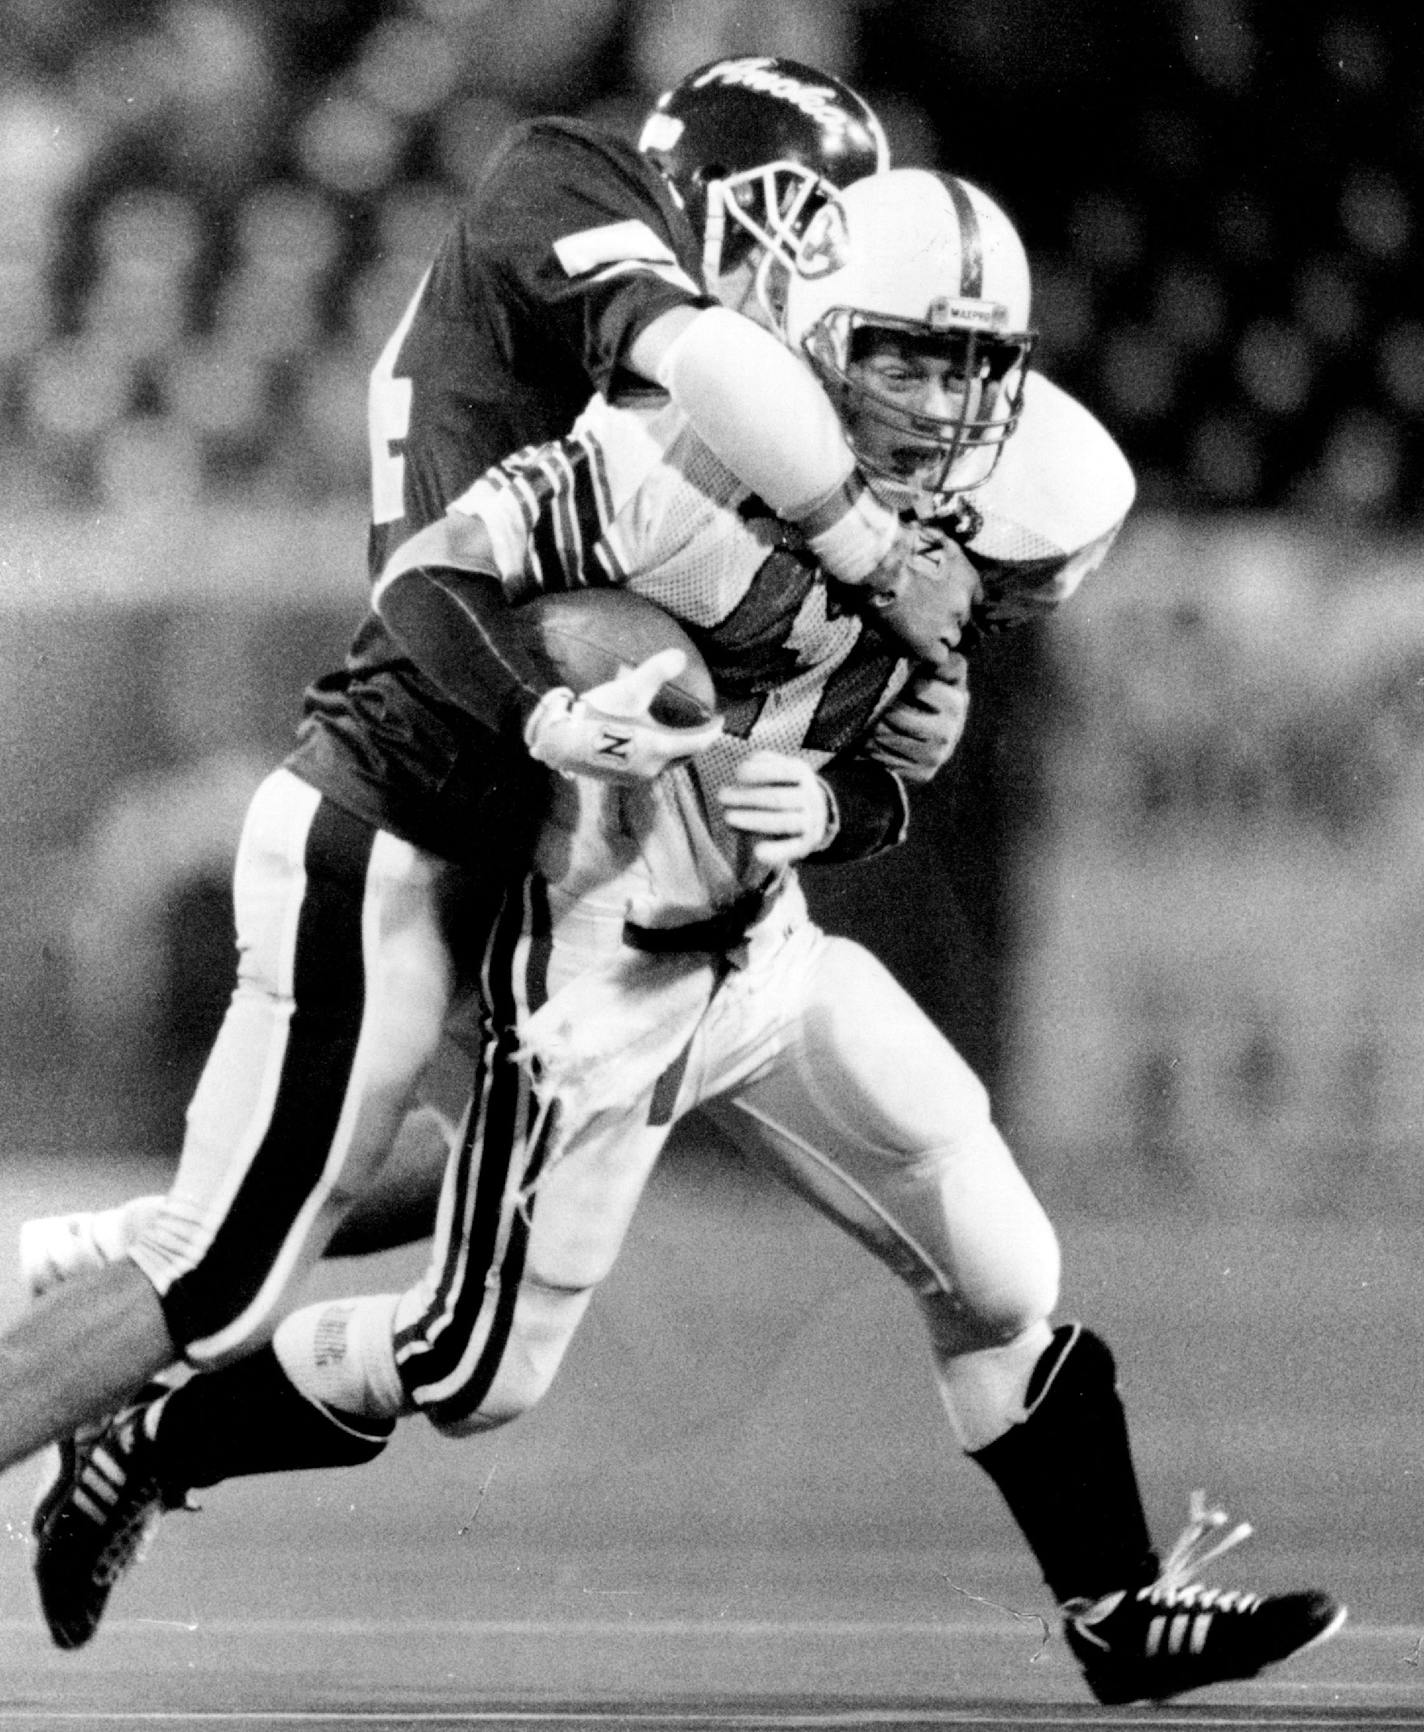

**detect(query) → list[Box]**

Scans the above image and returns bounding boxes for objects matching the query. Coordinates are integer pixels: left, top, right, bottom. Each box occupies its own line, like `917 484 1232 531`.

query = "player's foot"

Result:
1063 1492 1346 1705
32 1402 193 1650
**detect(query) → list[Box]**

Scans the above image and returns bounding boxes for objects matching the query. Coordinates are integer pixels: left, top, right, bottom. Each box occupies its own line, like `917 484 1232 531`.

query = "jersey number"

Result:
368 273 428 525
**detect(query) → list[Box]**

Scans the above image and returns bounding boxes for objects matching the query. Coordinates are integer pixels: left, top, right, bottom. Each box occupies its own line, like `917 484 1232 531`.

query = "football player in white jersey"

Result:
0 53 963 1522
28 168 1343 1705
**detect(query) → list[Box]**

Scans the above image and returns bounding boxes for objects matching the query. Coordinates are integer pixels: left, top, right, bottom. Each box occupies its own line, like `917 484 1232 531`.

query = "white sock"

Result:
937 1319 1055 1452
272 1294 406 1422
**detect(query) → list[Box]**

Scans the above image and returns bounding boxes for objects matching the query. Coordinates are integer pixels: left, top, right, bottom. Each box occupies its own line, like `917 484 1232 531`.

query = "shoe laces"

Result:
1141 1490 1260 1613
91 1479 199 1589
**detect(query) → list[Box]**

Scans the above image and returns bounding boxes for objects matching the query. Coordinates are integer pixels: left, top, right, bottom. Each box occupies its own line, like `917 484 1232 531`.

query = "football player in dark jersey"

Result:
0 53 970 1559
21 162 1343 1706
290 53 969 864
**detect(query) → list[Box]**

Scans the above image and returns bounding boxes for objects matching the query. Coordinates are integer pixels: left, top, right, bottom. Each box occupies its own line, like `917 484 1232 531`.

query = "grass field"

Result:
0 1149 1421 1728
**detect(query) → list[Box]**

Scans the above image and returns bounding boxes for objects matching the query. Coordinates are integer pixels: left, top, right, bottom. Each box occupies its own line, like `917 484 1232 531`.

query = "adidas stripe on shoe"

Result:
31 1403 192 1650
1063 1492 1346 1705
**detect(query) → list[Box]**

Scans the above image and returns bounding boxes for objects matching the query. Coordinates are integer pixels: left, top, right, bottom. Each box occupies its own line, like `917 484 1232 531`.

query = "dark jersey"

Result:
287 119 713 861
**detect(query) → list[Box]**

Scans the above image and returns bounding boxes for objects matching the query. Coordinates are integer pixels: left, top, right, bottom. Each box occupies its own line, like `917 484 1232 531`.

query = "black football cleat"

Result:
31 1402 193 1650
1063 1492 1346 1705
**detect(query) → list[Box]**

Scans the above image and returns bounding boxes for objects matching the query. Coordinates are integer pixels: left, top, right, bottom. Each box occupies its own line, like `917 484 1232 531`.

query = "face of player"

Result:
841 329 1000 497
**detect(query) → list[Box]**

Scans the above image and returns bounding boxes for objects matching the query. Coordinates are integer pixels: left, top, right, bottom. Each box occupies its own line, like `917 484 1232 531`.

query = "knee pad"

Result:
273 1293 406 1423
425 1331 566 1439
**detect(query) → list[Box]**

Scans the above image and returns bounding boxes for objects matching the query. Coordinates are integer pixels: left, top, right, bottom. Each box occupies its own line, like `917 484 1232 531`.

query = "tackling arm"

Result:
629 305 895 577
372 515 547 736
374 515 722 781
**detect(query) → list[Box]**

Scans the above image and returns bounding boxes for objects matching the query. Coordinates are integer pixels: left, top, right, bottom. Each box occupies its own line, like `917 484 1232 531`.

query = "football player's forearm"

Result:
812 758 911 863
375 564 547 735
651 305 899 582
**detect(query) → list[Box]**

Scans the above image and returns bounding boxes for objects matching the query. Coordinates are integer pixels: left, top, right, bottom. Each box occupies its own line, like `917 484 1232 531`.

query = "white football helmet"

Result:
780 167 1035 503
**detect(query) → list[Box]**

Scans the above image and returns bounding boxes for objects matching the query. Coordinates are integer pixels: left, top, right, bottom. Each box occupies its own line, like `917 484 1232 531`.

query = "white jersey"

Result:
452 373 1132 922
456 390 919 918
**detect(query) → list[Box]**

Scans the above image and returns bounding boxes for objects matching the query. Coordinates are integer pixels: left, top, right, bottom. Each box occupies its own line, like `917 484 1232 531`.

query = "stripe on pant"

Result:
394 875 555 1416
163 797 375 1350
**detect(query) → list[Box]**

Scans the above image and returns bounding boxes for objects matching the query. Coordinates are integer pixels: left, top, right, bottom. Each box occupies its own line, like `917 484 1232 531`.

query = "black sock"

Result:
969 1324 1156 1605
149 1345 393 1490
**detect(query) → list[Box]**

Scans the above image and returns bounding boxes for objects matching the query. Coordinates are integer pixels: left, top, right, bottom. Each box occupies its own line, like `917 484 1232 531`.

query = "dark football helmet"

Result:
638 56 889 291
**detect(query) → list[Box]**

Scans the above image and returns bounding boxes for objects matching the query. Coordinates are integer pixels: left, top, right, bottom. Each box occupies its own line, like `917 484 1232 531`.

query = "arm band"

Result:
655 306 898 580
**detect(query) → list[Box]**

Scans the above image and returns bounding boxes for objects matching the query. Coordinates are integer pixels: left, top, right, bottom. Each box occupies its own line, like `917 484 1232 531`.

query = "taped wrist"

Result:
795 473 901 584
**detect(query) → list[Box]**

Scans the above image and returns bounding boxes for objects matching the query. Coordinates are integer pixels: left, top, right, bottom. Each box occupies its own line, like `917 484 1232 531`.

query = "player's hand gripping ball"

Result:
517 588 723 781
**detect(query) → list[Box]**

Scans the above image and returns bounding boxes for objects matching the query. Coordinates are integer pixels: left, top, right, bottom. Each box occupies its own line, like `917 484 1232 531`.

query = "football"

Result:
511 587 718 728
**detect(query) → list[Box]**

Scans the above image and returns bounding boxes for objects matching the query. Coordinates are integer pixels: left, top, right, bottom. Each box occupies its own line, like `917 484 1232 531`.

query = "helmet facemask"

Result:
804 310 1035 507
700 161 837 306
779 168 1037 510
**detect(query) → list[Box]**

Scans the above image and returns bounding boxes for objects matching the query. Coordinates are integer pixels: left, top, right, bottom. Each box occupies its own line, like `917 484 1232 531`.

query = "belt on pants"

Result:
622 886 773 956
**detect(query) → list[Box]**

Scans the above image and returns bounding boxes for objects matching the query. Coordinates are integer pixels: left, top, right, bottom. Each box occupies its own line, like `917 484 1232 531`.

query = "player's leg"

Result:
709 927 1343 1704
20 1089 459 1296
27 769 465 1646
18 1104 450 1296
0 1260 176 1469
30 868 681 1644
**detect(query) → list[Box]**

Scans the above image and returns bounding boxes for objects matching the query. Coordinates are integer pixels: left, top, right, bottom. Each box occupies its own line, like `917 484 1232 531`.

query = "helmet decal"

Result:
927 296 1013 332
636 112 684 154
690 57 877 146
942 175 983 298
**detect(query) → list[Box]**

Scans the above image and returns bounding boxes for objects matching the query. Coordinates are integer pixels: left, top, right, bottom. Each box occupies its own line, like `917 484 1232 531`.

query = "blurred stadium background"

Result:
1 0 1421 1224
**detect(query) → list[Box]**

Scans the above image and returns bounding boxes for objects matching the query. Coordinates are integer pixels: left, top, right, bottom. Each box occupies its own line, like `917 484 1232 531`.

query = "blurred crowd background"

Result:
2 0 1417 518
3 0 1423 1216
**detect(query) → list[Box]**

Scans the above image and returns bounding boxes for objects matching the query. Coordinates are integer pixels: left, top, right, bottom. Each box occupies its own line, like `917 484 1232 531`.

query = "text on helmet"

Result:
927 298 1012 332
692 58 856 134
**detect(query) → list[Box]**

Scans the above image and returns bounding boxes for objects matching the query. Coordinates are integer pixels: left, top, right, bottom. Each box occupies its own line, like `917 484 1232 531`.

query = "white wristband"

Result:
798 475 900 584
